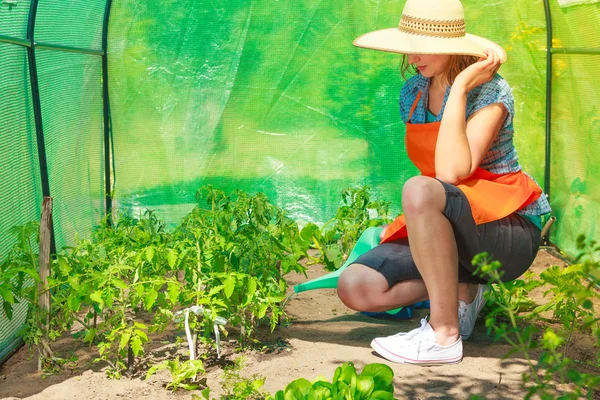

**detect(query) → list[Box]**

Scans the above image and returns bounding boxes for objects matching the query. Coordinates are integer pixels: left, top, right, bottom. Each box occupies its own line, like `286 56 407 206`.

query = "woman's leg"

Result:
401 176 461 346
337 236 481 314
338 264 429 312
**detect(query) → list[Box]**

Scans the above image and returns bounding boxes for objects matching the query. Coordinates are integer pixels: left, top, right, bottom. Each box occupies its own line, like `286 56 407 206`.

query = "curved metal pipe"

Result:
541 216 557 244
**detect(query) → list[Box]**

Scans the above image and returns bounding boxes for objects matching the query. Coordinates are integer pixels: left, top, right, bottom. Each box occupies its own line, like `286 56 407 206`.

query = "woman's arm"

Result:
435 50 507 184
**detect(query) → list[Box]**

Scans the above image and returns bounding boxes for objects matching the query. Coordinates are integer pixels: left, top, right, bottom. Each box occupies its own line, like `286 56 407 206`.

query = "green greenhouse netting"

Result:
0 0 599 365
0 0 107 362
0 41 42 364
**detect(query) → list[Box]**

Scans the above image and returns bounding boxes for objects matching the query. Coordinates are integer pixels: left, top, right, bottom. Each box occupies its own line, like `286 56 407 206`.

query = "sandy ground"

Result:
0 248 592 400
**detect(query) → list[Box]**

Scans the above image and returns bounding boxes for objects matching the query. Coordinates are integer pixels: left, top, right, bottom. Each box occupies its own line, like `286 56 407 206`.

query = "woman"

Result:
337 0 551 365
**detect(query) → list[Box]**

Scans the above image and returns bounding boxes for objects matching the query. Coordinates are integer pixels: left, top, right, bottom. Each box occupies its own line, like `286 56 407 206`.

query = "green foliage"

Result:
146 357 206 391
174 185 311 346
268 362 396 400
0 186 315 381
0 222 69 372
95 321 149 379
219 356 267 400
311 186 391 271
0 222 39 321
472 235 600 399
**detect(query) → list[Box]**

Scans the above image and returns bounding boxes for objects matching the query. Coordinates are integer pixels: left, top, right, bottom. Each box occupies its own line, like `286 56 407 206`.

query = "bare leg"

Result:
402 176 461 346
338 264 480 313
338 264 428 312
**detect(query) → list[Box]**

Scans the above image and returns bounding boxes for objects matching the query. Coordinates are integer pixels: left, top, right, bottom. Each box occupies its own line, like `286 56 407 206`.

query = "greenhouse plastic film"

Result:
547 1 600 257
549 53 600 257
109 0 547 228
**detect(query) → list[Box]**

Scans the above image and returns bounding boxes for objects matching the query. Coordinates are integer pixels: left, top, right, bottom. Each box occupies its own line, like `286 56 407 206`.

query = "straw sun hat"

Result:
353 0 507 63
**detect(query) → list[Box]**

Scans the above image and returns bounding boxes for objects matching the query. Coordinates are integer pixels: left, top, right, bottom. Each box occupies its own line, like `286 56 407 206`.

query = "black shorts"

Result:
353 181 542 288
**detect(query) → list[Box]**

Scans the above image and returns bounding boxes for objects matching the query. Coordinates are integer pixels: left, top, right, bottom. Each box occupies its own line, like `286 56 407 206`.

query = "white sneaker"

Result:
459 284 489 340
370 318 463 365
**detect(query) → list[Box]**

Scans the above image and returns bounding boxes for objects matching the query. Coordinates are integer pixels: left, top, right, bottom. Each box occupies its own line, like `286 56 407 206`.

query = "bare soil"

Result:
0 248 595 399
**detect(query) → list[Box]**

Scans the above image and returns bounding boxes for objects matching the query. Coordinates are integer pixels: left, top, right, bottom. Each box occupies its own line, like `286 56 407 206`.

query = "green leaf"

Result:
69 276 81 291
359 363 394 392
130 336 144 356
208 285 225 297
97 341 109 356
0 288 14 304
90 290 104 309
135 329 149 342
338 362 357 383
167 281 180 305
2 301 13 320
57 257 70 276
331 381 351 400
145 246 155 262
542 329 564 350
98 245 106 260
356 375 375 399
119 332 132 350
167 249 177 268
145 288 159 311
311 381 332 399
333 365 342 384
136 284 145 298
283 388 304 400
223 275 236 299
112 278 128 290
258 303 269 319
134 322 148 330
245 278 257 305
213 255 225 272
83 328 96 345
370 390 395 400
68 294 82 312
271 391 285 400
201 387 211 400
285 378 312 395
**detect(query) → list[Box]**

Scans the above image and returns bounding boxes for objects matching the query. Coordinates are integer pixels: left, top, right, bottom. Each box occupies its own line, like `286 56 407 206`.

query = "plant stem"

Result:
563 304 576 358
73 316 91 331
195 241 202 306
502 295 544 387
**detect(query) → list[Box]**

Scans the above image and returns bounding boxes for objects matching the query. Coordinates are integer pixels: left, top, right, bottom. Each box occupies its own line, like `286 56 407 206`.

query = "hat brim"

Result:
353 28 507 63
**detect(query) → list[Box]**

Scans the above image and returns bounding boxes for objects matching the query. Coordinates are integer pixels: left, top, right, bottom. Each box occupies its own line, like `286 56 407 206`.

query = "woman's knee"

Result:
402 176 446 215
337 265 387 311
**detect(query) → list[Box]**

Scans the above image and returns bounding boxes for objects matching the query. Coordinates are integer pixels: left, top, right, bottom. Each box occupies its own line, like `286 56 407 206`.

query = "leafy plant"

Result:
0 222 71 371
146 356 206 391
173 185 312 347
219 356 267 400
268 362 396 400
472 235 600 399
0 222 40 321
311 186 391 271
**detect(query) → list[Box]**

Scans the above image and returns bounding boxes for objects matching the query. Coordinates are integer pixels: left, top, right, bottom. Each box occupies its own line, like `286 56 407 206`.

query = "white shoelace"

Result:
402 318 429 341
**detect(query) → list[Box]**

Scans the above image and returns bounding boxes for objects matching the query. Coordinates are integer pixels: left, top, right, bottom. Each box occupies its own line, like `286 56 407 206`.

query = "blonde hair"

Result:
400 54 479 85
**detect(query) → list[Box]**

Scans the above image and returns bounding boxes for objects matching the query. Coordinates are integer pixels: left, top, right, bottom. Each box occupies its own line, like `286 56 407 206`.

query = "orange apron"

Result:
381 91 542 243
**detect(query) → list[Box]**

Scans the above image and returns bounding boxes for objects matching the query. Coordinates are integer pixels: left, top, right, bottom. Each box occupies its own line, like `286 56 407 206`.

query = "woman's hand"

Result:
453 48 501 93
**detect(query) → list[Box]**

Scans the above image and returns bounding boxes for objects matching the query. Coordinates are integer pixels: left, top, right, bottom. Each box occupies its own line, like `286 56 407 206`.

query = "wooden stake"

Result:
38 196 54 370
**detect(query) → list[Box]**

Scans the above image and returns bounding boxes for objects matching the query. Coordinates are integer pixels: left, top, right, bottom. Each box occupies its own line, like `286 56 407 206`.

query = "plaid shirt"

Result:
399 74 551 216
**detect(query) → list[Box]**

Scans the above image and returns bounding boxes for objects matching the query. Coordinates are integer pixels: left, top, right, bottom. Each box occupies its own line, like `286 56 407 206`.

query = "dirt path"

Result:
0 249 574 399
